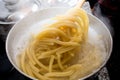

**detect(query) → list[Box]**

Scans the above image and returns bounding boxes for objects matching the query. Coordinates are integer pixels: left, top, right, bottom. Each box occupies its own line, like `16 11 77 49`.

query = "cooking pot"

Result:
6 7 112 80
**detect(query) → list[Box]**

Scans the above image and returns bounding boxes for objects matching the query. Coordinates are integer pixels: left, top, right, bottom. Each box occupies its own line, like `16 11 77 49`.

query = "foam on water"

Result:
14 18 106 70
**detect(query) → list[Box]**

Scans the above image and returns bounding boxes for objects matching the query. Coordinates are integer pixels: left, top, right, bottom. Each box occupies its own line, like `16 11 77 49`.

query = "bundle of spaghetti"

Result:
19 7 89 80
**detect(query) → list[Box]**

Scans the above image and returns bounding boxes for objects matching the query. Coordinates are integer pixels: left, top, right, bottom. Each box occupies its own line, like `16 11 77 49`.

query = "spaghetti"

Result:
19 8 102 80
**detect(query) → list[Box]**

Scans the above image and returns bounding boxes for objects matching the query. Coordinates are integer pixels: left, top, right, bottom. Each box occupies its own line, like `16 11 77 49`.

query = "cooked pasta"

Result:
18 8 102 80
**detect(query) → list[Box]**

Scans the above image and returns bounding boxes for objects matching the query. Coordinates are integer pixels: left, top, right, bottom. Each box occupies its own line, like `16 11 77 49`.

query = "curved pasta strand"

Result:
19 8 90 80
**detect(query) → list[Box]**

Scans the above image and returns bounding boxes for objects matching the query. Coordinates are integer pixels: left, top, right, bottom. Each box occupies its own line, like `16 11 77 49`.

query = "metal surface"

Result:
0 0 39 24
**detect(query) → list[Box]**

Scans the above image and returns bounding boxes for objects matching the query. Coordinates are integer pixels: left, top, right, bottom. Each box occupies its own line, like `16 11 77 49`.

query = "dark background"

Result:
88 0 120 80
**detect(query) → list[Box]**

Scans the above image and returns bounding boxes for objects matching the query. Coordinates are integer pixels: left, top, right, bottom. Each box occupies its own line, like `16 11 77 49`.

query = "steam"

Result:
93 4 114 36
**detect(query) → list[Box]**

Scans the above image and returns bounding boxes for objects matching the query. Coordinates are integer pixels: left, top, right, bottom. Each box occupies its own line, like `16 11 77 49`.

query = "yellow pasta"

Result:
18 8 102 80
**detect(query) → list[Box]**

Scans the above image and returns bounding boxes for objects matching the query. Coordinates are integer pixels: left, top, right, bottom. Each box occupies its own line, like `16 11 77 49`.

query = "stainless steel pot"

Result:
6 7 112 80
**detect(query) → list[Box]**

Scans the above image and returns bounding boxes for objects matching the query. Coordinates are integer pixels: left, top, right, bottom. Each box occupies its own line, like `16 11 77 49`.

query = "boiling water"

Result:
15 18 106 79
